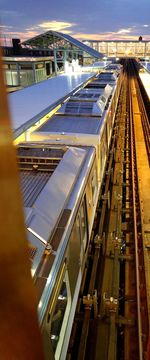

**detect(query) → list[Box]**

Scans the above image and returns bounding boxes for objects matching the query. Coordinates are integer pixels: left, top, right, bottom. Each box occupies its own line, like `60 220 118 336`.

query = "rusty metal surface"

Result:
0 48 44 359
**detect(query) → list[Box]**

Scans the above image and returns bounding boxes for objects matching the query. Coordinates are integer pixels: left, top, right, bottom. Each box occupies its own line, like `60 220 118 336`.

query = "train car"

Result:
17 143 98 359
29 68 123 184
16 67 123 359
105 63 123 72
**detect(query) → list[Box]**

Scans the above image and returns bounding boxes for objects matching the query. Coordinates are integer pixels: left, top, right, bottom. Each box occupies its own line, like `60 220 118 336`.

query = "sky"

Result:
1 0 150 44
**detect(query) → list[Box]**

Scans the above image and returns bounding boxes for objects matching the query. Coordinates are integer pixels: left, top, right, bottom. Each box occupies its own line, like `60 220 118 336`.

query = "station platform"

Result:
139 71 150 99
131 78 150 324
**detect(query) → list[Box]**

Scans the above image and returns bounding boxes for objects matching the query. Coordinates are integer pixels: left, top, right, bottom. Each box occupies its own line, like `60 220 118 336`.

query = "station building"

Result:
82 40 150 58
3 56 53 89
1 31 101 90
22 31 102 72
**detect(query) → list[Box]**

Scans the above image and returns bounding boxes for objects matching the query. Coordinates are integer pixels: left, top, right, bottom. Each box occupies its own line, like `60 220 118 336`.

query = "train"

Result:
17 63 123 359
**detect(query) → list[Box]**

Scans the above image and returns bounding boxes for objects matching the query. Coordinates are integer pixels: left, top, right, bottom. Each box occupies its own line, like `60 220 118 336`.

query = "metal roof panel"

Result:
37 114 102 134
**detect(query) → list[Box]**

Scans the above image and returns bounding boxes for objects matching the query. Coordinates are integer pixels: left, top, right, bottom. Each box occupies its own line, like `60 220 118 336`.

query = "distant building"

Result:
2 38 53 90
3 56 53 89
1 32 102 90
22 30 102 73
82 40 150 58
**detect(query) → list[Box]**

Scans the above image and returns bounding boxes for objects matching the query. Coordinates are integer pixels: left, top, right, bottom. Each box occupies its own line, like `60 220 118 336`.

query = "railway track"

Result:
67 60 150 360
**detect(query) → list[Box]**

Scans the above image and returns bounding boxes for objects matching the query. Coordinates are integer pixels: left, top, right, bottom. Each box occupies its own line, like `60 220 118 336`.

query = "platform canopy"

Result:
22 30 103 59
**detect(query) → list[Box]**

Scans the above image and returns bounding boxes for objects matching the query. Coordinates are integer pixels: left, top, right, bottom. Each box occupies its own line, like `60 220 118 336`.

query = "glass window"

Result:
101 128 107 177
117 43 126 56
101 95 106 103
36 63 44 69
146 43 150 56
98 42 108 55
75 198 88 253
10 63 17 70
93 42 98 51
91 168 98 205
108 42 117 56
51 281 67 352
135 43 145 56
20 64 32 70
79 199 88 251
50 273 71 359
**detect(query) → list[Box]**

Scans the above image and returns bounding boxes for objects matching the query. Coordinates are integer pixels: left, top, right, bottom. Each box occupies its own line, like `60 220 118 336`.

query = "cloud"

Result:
38 20 76 32
1 20 150 45
117 28 132 34
74 30 150 42
73 25 150 41
0 19 76 44
0 24 13 30
23 20 75 38
1 10 23 18
60 29 73 34
0 30 40 45
73 26 136 41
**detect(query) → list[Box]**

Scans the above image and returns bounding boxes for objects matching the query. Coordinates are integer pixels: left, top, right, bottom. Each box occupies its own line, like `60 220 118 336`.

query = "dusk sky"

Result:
0 0 150 43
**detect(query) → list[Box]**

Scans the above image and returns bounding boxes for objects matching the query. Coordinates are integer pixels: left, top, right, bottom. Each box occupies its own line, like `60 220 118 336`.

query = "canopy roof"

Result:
22 30 102 59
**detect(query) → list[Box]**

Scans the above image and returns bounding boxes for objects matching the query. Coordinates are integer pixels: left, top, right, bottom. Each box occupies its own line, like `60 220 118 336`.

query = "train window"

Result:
36 63 44 69
91 169 98 205
20 64 32 70
50 273 71 359
75 198 88 254
101 95 106 103
9 63 17 70
80 199 88 251
76 215 81 241
76 215 84 262
100 128 107 178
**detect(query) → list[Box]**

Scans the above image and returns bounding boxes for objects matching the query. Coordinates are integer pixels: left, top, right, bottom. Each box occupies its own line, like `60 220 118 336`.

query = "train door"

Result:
50 272 71 360
43 270 71 360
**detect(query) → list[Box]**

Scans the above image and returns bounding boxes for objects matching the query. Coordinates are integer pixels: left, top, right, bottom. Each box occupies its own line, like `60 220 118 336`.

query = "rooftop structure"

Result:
22 31 102 73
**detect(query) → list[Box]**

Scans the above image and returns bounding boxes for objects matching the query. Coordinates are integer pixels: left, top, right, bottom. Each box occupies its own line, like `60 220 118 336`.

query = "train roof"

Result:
106 63 123 71
32 76 115 137
8 72 95 138
17 144 95 278
36 115 103 135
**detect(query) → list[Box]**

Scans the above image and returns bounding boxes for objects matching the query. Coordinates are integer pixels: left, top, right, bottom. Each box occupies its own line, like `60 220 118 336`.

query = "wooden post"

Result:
0 47 44 359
